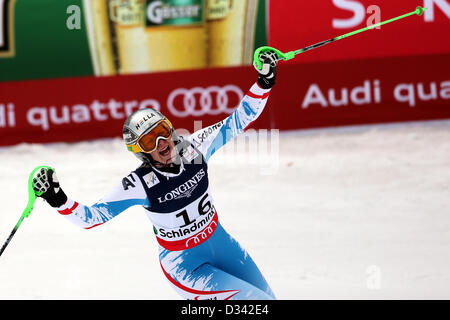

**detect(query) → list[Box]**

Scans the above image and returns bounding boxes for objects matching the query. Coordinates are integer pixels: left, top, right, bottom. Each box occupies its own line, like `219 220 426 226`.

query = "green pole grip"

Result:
22 165 54 218
253 46 295 70
0 165 54 257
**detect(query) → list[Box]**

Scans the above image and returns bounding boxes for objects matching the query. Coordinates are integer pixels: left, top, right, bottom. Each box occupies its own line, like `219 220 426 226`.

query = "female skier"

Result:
32 52 279 300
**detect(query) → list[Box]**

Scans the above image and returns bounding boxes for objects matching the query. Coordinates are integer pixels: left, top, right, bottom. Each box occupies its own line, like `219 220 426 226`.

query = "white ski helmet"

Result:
123 108 178 163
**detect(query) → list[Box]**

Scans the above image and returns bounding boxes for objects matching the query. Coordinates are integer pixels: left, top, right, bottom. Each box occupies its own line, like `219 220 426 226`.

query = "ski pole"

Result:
254 6 427 70
0 165 53 257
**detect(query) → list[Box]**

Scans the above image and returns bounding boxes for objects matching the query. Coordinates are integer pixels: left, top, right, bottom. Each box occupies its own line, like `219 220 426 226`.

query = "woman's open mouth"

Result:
159 145 171 157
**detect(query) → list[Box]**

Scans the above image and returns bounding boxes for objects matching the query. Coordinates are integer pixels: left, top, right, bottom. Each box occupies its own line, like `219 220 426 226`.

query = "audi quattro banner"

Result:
269 0 450 64
272 53 450 130
1 53 449 146
0 66 270 146
0 0 268 82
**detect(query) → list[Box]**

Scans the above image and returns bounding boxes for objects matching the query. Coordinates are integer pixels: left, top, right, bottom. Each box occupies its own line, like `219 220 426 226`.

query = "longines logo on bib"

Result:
158 168 205 203
146 0 204 26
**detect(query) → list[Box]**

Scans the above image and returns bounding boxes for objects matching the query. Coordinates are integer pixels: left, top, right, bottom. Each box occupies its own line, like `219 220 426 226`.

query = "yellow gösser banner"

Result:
84 0 261 76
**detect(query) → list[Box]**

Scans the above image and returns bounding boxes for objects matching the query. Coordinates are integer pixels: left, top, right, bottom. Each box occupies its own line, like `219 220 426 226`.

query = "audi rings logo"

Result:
185 220 217 248
167 85 244 117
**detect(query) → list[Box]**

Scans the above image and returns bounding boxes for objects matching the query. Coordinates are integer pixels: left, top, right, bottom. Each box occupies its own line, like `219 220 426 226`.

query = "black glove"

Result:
33 168 67 208
254 51 278 89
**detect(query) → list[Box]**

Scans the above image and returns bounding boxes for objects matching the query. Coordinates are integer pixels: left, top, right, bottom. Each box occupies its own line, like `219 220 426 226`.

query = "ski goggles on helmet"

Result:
128 119 173 153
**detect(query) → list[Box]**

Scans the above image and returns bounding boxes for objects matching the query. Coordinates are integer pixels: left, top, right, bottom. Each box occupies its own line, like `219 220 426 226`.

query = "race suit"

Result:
55 82 276 300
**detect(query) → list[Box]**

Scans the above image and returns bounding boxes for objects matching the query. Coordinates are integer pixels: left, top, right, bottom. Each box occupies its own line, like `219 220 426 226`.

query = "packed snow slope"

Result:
0 121 449 299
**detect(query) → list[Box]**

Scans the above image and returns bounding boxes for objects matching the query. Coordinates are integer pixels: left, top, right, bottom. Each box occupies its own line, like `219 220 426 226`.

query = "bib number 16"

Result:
175 193 212 227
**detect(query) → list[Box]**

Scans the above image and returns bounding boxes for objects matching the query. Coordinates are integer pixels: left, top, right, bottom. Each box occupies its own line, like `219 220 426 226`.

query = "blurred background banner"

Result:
0 0 267 81
269 0 450 63
0 0 449 146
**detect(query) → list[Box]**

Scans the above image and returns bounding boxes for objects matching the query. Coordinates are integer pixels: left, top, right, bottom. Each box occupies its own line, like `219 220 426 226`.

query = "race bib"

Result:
147 190 218 250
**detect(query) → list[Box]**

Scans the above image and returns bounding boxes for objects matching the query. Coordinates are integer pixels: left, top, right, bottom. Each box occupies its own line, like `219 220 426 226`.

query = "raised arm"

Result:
188 51 278 161
33 168 147 229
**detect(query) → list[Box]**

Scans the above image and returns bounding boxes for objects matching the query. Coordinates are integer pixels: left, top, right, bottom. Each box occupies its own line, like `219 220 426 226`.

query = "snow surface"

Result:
0 120 449 300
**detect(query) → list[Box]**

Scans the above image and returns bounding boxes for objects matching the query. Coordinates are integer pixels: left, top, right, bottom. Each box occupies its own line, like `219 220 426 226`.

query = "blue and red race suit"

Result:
55 82 276 300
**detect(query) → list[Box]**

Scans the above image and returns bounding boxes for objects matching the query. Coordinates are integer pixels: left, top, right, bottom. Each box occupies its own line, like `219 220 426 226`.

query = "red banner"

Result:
269 0 450 64
272 53 450 130
0 53 449 146
0 67 261 146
